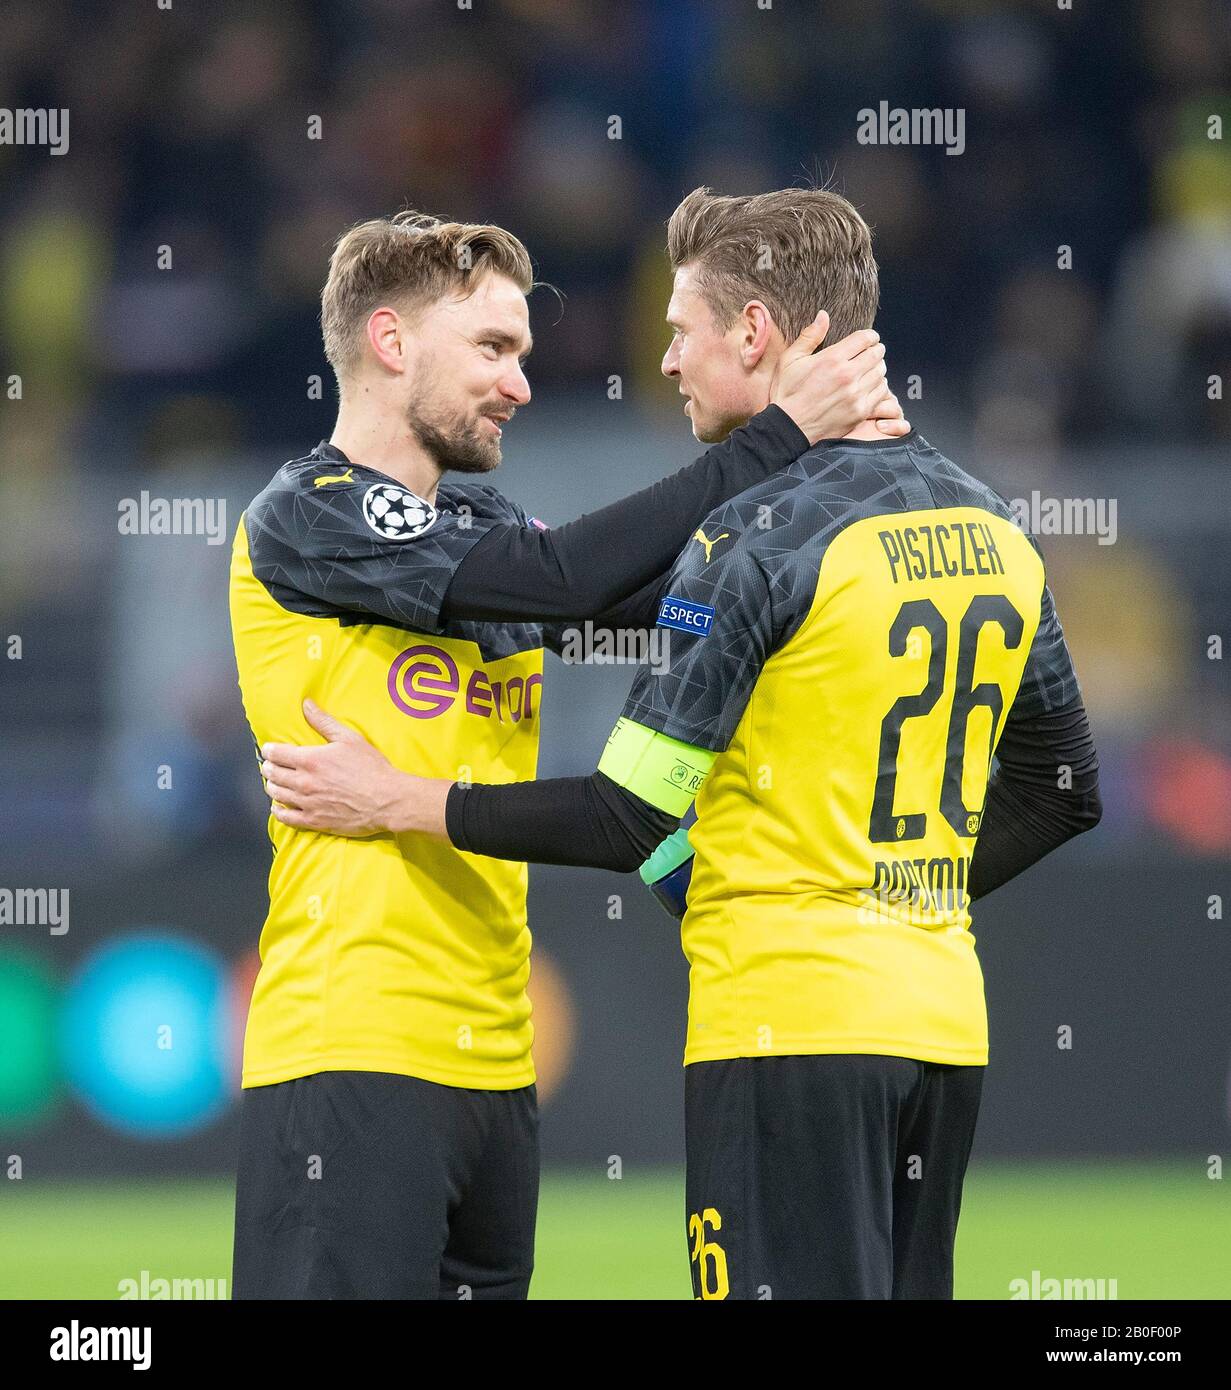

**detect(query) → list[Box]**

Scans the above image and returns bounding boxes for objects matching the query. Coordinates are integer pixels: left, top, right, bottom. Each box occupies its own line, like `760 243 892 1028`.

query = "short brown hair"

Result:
321 210 535 380
666 186 879 344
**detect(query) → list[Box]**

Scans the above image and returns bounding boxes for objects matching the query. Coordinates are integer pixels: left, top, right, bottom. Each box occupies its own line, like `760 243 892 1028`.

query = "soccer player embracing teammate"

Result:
266 187 1102 1301
229 206 905 1298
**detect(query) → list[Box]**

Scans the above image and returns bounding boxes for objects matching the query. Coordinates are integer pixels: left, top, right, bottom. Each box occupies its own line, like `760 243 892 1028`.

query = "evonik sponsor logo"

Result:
388 644 541 723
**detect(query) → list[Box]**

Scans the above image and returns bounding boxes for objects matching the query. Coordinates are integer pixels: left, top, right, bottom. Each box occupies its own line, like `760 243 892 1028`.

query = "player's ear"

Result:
739 301 774 370
366 306 408 375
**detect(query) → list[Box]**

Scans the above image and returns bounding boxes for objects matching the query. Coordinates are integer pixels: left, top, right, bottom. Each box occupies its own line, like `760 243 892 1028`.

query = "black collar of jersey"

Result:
312 440 351 464
813 427 922 450
308 440 424 497
305 439 481 518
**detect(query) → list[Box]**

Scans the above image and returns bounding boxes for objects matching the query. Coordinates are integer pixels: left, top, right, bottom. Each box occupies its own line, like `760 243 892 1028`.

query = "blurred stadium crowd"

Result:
0 0 1228 868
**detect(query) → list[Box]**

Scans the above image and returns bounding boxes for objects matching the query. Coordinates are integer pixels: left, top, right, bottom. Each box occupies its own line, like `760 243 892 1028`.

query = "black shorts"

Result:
684 1054 983 1300
232 1070 539 1300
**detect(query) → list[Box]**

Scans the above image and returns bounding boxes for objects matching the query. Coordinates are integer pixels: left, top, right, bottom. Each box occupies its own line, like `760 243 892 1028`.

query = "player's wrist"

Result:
753 401 811 455
386 773 452 837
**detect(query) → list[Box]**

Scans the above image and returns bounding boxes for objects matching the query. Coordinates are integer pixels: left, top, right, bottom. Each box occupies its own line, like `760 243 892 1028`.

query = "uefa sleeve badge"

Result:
361 483 437 541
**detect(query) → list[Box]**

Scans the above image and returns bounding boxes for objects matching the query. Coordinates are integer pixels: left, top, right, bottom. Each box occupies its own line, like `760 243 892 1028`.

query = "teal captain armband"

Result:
597 717 717 817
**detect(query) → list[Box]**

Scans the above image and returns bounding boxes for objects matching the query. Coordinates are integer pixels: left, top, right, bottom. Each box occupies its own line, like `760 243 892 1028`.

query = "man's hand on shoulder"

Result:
771 311 910 443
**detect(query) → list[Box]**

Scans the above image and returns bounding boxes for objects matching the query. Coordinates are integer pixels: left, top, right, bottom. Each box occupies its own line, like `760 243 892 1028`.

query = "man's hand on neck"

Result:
765 321 909 444
844 418 900 441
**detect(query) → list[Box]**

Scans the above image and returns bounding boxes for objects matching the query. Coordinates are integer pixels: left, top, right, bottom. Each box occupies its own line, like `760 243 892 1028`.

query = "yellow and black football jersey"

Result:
600 431 1081 1068
230 443 545 1090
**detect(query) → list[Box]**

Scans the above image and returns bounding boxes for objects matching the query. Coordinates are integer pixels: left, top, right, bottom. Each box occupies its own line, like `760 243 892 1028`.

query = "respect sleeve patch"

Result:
597 717 717 816
657 595 715 636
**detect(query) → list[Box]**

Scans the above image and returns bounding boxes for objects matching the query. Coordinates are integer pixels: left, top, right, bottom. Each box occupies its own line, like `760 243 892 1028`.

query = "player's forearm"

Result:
441 405 807 623
583 571 674 635
541 573 673 656
261 701 675 854
968 696 1102 900
445 771 678 871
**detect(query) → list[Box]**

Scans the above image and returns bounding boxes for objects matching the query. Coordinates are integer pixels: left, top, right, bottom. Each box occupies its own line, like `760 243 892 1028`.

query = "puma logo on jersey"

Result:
694 528 730 563
314 468 354 487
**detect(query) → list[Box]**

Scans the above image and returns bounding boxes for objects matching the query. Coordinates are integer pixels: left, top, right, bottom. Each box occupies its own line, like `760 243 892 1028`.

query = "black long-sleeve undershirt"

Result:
447 769 676 872
538 571 675 658
446 694 1102 896
440 405 807 623
967 694 1102 899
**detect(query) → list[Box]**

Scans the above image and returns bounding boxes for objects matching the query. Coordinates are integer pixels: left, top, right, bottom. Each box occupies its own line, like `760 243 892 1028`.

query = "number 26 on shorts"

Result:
688 1207 730 1300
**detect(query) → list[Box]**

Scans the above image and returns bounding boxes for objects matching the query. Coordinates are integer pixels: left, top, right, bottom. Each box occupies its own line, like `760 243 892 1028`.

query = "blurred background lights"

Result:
60 933 230 1139
0 951 60 1130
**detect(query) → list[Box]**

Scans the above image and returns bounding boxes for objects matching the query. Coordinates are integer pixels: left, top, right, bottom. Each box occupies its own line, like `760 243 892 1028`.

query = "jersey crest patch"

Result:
362 484 437 541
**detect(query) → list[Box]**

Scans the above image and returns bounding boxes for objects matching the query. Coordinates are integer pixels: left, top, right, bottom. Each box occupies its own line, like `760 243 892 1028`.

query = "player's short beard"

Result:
405 387 502 476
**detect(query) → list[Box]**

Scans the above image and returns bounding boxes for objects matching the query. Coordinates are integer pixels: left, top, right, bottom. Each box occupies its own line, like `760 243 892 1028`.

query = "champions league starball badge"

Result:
361 483 437 541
